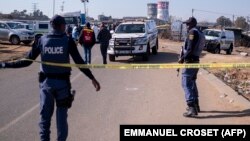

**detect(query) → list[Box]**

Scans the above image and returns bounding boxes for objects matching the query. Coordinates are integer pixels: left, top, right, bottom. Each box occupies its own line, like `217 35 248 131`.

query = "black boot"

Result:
184 103 198 117
195 100 200 112
186 100 200 112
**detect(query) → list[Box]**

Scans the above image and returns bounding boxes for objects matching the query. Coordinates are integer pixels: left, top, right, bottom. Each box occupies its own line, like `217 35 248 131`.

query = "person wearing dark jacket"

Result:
0 15 101 141
97 23 112 64
79 22 96 64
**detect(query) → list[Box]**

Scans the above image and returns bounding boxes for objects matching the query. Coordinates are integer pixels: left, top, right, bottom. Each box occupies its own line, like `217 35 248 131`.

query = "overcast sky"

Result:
0 0 249 22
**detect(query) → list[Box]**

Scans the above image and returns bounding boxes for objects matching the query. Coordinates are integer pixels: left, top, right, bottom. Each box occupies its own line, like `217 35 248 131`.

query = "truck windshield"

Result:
115 24 145 33
6 22 21 29
64 17 78 25
203 30 221 37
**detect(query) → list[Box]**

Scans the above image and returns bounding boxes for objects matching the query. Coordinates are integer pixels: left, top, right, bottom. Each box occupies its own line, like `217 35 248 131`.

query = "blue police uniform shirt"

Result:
182 27 201 61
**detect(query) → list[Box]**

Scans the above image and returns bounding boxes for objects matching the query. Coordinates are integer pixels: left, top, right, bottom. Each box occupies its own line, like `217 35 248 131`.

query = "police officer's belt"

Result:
184 56 199 63
39 72 70 82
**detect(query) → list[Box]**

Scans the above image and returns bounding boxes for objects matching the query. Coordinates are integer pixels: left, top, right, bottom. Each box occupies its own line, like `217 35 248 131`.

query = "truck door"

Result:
220 31 227 49
0 23 10 40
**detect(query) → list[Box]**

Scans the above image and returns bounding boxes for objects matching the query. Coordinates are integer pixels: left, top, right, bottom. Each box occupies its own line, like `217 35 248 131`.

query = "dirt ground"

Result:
1 40 250 100
0 42 31 62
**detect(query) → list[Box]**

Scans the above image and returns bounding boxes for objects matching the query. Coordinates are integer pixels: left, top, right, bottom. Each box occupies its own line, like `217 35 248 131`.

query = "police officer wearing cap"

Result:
0 15 101 141
178 17 204 117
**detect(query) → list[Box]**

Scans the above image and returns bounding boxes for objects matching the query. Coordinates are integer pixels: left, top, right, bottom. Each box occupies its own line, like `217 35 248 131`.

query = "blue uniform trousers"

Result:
181 68 199 106
39 78 70 141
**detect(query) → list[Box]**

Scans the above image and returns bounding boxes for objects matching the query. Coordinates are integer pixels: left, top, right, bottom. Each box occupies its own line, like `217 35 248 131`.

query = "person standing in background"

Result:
79 22 96 64
97 23 112 64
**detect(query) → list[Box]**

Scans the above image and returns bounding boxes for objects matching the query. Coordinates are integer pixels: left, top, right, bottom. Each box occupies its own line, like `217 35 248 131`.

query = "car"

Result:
203 29 235 54
107 20 158 61
0 21 35 45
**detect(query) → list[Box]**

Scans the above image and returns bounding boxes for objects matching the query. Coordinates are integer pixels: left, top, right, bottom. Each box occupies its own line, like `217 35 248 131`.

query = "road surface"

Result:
0 43 249 141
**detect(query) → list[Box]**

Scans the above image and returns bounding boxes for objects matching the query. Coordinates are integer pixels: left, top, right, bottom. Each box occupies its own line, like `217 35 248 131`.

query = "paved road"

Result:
0 43 250 141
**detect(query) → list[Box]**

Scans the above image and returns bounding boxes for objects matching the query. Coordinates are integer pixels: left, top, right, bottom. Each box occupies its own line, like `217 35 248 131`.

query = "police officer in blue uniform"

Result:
178 17 204 118
0 15 101 141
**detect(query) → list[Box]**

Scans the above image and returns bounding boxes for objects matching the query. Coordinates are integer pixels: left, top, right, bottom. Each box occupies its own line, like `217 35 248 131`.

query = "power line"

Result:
193 9 235 16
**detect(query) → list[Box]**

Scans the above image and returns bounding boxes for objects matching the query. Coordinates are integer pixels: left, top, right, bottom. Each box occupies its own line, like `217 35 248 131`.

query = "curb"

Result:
199 68 250 109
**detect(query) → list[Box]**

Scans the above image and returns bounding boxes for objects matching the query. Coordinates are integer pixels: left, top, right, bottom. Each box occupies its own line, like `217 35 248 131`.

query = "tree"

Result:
235 16 248 30
216 16 232 27
3 9 49 20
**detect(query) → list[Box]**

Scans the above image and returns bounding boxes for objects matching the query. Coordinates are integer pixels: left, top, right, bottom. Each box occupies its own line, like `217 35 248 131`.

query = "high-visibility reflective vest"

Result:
82 28 94 44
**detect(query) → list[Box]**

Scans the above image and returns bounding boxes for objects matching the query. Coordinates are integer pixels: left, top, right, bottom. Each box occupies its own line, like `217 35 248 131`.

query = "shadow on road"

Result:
196 109 250 119
115 52 179 64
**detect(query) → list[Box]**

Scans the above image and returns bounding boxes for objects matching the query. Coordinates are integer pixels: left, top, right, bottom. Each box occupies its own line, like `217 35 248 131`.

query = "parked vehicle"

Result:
60 11 86 26
30 21 52 38
107 20 158 61
203 29 235 54
0 21 35 45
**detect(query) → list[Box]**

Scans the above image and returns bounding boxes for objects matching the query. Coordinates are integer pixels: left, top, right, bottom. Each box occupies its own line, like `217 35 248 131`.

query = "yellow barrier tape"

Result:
21 59 250 69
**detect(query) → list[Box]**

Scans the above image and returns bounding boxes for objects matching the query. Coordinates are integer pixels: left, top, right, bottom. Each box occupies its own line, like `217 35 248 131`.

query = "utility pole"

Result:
192 9 194 17
32 3 38 13
81 0 89 22
53 0 55 16
247 16 250 31
232 15 235 26
32 3 38 16
61 1 65 12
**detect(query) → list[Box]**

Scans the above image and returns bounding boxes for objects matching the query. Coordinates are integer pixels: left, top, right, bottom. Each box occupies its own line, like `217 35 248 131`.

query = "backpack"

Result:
82 28 94 44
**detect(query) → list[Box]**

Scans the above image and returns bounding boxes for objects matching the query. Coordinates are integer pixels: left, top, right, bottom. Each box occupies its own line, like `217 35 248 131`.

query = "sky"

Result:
0 0 249 22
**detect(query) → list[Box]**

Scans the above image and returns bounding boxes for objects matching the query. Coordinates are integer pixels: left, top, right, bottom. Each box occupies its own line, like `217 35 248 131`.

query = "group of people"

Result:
0 15 205 141
66 22 112 64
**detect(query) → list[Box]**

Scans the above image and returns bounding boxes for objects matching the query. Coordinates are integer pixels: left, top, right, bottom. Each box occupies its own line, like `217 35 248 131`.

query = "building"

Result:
147 3 157 19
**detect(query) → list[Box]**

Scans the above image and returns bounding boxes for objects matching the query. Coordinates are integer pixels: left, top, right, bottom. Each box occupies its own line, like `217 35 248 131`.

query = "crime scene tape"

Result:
21 59 250 69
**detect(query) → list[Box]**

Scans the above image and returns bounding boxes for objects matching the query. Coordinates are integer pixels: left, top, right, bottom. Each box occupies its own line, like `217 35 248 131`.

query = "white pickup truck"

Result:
108 20 158 61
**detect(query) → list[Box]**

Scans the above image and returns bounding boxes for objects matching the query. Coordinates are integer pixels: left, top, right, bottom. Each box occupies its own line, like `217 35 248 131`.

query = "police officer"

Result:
178 17 204 118
0 15 101 141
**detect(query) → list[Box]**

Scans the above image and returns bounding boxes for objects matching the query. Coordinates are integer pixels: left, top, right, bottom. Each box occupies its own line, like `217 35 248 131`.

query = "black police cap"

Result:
50 15 66 25
183 17 197 25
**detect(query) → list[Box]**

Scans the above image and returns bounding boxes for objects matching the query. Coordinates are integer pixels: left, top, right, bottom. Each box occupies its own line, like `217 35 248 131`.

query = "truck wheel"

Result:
226 45 233 55
109 54 115 62
10 36 20 45
214 45 221 54
152 38 158 55
143 44 150 61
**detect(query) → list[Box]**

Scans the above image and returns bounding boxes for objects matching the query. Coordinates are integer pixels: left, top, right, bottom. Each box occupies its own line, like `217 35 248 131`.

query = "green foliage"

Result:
216 16 233 27
0 9 49 20
235 16 249 30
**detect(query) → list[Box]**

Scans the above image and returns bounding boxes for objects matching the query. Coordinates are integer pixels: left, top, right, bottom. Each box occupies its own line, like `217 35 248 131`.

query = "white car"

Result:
108 20 158 61
203 29 235 54
0 21 35 45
